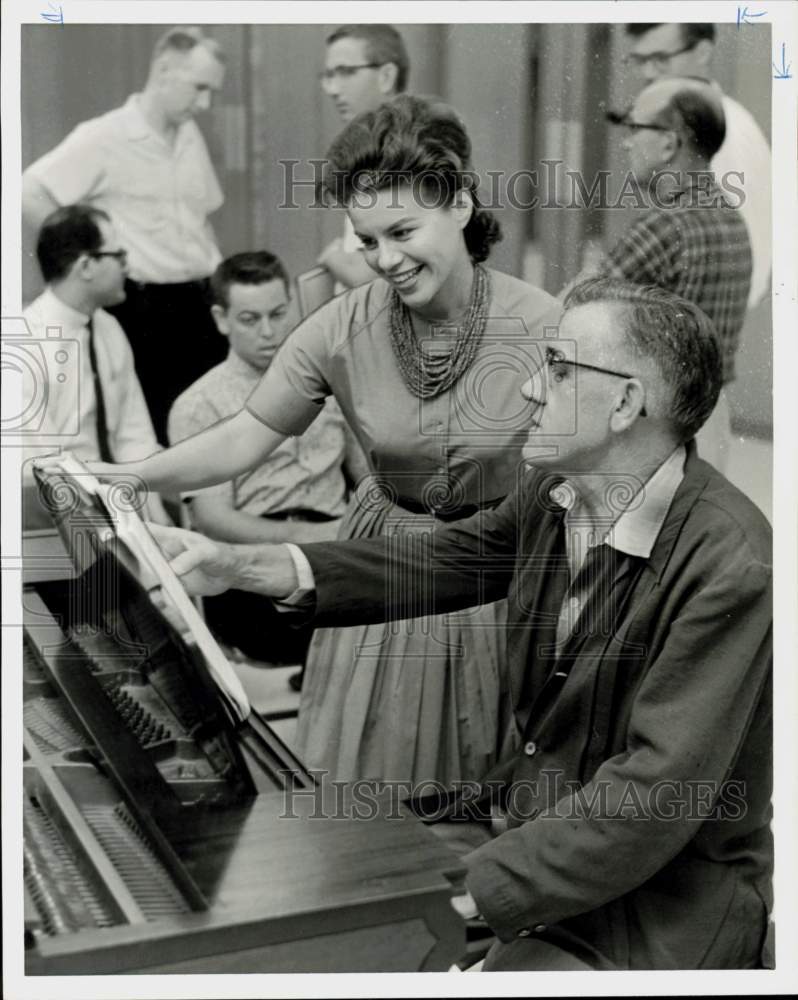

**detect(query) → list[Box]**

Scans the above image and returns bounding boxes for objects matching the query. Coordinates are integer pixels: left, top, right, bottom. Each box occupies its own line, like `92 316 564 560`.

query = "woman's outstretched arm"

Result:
84 408 287 495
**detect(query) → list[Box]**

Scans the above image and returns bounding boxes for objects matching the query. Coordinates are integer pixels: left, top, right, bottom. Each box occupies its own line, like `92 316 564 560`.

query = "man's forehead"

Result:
97 218 118 246
229 279 288 310
178 45 225 85
629 23 683 54
633 84 671 118
559 301 627 350
326 36 369 65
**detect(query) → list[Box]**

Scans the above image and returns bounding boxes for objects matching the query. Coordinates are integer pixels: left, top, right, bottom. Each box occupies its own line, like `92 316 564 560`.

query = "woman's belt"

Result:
394 495 504 522
260 508 339 522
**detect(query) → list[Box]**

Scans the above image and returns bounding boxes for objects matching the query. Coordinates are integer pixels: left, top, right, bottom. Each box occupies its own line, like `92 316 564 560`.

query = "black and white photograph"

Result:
2 0 796 996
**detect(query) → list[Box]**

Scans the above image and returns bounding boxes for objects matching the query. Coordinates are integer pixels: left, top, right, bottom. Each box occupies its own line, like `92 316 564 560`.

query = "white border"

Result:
2 1 796 997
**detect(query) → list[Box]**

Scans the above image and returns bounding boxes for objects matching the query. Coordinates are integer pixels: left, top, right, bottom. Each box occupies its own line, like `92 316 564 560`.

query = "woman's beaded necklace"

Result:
388 264 491 399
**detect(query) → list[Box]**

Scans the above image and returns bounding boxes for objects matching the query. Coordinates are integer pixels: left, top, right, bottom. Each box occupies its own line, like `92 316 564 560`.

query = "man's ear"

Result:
73 254 95 282
662 128 682 163
210 304 230 337
377 62 399 96
693 39 715 75
149 51 177 91
610 380 647 432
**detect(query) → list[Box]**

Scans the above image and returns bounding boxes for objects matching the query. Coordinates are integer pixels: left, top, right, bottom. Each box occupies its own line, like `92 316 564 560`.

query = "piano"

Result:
20 469 466 974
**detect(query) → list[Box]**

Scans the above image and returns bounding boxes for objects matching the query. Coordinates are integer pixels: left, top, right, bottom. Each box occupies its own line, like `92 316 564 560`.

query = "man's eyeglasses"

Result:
605 109 675 134
624 41 698 71
90 249 128 265
318 63 383 83
544 347 647 416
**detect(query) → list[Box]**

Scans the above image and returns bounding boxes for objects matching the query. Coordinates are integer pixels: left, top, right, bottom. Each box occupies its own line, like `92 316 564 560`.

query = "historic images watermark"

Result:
278 161 746 212
280 770 748 824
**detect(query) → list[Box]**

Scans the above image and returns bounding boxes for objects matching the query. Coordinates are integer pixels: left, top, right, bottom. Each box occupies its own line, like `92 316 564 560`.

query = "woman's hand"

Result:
31 454 139 484
147 523 238 597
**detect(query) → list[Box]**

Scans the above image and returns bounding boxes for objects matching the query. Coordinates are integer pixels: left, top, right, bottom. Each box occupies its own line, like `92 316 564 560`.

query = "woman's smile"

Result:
347 182 474 321
387 263 424 288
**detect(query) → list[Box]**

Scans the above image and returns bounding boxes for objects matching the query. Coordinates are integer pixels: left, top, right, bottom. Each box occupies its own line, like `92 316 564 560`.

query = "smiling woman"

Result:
91 96 558 788
243 97 560 787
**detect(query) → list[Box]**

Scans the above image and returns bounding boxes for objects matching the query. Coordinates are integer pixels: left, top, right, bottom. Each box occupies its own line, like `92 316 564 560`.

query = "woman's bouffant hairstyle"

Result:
318 95 502 263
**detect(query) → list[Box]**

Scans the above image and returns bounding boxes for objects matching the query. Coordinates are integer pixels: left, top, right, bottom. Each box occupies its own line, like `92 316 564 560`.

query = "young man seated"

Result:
168 250 365 664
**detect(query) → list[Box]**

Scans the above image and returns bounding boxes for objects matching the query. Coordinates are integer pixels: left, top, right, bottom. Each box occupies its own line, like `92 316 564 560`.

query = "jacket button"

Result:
534 923 547 933
524 740 537 756
517 928 531 937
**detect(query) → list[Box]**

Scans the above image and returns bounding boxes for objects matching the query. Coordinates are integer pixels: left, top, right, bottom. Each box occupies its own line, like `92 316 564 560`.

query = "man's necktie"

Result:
86 316 114 462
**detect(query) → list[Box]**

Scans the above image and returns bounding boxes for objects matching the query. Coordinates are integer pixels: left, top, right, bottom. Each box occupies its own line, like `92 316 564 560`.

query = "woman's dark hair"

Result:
319 95 502 263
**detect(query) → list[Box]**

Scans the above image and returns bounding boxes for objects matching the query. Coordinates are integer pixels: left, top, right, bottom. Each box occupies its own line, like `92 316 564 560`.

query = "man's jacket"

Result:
301 445 773 969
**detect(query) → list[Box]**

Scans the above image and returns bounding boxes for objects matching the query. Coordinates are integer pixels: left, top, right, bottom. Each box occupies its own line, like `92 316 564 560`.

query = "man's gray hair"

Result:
563 277 722 442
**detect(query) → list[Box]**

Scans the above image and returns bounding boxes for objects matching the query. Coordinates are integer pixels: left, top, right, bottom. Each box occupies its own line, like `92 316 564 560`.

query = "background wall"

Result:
20 20 772 436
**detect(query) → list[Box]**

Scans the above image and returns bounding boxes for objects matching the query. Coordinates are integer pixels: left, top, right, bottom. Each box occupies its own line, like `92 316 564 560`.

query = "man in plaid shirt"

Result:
601 77 752 472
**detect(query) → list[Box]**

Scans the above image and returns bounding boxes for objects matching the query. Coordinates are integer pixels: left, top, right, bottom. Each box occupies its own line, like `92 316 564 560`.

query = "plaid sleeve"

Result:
605 211 676 286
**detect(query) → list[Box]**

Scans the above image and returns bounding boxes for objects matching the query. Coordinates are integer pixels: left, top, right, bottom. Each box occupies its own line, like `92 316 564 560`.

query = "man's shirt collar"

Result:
122 94 192 150
122 94 155 141
224 349 268 380
551 444 687 562
39 287 91 331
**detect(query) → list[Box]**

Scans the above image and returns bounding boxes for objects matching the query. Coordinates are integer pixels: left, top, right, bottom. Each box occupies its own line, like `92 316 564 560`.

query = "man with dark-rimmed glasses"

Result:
22 204 170 526
316 25 410 290
147 276 773 971
624 23 771 308
596 76 752 473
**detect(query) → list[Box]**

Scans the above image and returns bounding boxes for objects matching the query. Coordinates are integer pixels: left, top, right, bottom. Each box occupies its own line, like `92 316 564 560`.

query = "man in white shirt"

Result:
23 205 168 526
22 26 228 443
317 25 410 290
624 22 771 307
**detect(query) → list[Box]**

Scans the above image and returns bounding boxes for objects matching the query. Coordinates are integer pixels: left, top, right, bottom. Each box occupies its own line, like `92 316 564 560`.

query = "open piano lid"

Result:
31 454 312 798
36 454 250 721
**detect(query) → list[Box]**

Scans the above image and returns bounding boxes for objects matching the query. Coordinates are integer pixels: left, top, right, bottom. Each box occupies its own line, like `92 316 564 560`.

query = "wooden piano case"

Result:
21 471 466 974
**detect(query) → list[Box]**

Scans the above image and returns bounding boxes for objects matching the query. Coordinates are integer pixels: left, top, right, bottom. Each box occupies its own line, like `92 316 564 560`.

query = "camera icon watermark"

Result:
1 316 80 443
415 319 577 445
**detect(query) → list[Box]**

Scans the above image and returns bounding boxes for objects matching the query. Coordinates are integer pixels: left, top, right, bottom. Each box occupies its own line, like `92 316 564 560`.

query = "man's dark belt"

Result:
260 509 339 523
128 277 210 293
395 495 504 522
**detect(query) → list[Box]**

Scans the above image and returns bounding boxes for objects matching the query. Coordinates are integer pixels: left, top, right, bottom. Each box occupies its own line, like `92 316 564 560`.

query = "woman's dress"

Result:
245 268 558 785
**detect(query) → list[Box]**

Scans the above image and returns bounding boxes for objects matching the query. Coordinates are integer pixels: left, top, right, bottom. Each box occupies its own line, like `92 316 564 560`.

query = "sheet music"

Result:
46 454 251 724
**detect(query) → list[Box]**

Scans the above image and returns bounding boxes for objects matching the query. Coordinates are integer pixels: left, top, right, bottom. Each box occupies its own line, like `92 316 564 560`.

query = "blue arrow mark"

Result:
40 2 64 24
773 42 792 79
737 6 767 27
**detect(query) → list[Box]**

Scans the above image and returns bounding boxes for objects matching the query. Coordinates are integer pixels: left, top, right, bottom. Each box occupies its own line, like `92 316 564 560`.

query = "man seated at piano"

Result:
22 204 169 527
148 278 773 972
167 249 367 664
